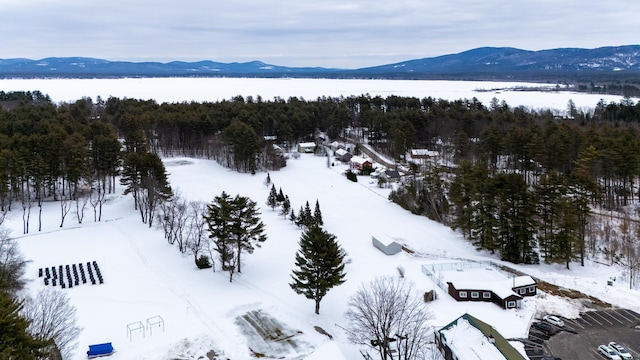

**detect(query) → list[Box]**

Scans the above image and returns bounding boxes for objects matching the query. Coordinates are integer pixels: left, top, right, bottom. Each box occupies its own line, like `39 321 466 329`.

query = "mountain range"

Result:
1 45 639 81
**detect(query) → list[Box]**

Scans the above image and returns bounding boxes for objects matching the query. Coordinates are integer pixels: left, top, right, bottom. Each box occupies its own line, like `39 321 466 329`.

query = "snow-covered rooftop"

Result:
440 318 506 360
432 264 535 299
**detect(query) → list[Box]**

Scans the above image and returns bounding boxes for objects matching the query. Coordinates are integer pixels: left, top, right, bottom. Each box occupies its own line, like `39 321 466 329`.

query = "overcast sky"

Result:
1 0 638 69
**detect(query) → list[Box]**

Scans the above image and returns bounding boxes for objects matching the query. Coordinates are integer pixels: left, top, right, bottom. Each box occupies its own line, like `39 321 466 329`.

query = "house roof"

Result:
440 267 534 300
439 313 527 360
334 148 348 156
410 149 438 157
298 142 316 147
512 276 536 288
439 317 507 360
384 169 401 178
350 155 371 165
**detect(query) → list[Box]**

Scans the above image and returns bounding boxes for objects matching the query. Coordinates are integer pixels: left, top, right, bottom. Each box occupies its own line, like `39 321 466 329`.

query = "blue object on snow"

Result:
87 343 114 358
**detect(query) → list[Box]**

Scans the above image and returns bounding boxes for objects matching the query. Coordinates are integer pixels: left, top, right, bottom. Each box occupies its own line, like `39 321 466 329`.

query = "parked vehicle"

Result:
599 344 623 360
543 315 565 327
532 322 554 335
609 342 633 360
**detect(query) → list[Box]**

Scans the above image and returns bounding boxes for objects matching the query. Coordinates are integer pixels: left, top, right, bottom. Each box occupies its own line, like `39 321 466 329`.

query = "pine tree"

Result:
267 184 278 210
0 292 49 359
229 194 267 276
277 187 285 203
205 191 235 273
303 201 313 228
264 172 271 187
290 225 347 314
295 205 305 227
289 208 297 224
280 195 291 218
313 199 323 226
493 173 536 264
205 192 267 281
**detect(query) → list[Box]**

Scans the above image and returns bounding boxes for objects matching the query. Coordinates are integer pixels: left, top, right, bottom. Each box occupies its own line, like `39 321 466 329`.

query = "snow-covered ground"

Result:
1 77 635 114
9 154 639 359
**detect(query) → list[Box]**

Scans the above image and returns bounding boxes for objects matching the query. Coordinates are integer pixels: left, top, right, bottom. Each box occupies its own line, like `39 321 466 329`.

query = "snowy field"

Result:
9 154 639 359
0 77 635 114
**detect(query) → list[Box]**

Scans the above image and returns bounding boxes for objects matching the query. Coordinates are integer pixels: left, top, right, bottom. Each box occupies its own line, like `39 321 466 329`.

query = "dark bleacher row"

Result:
38 261 104 288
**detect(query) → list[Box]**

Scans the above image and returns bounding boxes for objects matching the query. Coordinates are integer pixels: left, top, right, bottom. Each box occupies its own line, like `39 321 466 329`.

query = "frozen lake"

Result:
0 77 633 114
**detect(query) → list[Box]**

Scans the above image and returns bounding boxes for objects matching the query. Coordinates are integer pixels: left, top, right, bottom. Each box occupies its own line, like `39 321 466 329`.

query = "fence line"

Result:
421 261 493 293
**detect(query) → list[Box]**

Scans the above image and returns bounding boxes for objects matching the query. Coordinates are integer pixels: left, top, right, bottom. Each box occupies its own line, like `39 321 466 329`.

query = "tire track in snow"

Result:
114 223 245 359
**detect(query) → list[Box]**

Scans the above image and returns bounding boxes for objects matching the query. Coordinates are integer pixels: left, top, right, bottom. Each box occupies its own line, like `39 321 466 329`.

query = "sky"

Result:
1 0 638 68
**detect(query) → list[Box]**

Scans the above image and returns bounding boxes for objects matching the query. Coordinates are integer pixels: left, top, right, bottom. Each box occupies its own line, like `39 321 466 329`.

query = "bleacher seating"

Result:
79 263 87 283
40 261 104 289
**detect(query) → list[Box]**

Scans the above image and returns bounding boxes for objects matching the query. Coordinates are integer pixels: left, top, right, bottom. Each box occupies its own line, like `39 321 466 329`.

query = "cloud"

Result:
1 0 638 68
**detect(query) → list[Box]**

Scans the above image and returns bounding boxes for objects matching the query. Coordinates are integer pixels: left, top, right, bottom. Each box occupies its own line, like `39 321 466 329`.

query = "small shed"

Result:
350 156 373 171
410 149 438 160
87 342 114 358
334 148 352 162
372 236 402 255
330 141 345 151
297 142 316 153
383 169 401 182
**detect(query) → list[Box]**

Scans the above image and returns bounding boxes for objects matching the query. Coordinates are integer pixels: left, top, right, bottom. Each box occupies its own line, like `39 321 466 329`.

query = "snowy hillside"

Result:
10 154 637 359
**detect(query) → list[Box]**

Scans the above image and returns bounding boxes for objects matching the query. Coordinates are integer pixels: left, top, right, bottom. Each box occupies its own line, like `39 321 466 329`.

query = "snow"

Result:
8 154 640 359
433 265 532 299
440 318 506 360
1 78 636 114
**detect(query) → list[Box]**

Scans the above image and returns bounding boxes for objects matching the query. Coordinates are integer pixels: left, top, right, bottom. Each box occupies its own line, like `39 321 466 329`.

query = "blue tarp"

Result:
87 343 113 357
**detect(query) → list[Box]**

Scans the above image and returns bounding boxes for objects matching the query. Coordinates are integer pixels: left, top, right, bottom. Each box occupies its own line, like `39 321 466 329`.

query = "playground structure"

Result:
127 315 165 341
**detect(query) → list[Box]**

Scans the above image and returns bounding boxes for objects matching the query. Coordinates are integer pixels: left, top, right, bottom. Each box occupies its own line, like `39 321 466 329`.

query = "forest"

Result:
1 90 640 274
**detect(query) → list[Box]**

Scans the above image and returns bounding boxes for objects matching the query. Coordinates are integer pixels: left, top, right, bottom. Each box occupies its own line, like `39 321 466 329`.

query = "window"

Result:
519 288 526 295
471 291 479 298
483 292 491 299
459 291 467 298
507 301 516 308
528 286 536 293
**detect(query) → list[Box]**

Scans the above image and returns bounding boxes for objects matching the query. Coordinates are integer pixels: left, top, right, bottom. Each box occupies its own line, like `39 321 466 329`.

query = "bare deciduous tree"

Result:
614 210 640 289
22 288 82 360
0 229 28 293
75 185 90 224
345 276 433 360
186 200 208 264
57 180 72 228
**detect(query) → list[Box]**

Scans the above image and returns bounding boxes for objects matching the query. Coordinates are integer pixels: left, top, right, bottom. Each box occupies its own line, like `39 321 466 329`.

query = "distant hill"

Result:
1 45 639 81
354 46 640 81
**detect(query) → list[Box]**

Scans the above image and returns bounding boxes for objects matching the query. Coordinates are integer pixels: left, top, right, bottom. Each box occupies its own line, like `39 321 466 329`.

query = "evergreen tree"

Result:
313 200 323 226
493 173 536 264
204 192 235 274
264 172 271 187
295 205 305 227
138 152 172 227
280 195 291 218
289 208 297 224
277 187 285 203
303 201 313 228
267 184 278 210
448 161 476 238
535 171 565 262
221 119 261 173
0 292 49 359
290 225 347 314
229 195 267 276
